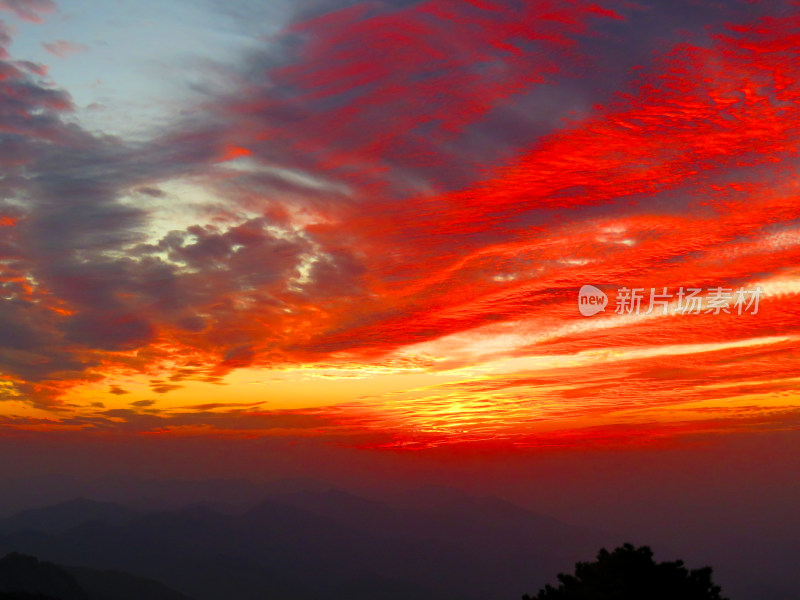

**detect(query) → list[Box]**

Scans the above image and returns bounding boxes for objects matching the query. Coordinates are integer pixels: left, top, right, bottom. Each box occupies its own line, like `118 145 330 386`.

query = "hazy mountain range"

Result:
0 481 795 600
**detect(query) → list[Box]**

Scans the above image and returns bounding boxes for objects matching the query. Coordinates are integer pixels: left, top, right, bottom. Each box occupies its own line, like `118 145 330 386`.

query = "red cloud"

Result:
220 0 622 194
42 40 89 57
0 0 56 23
218 145 252 162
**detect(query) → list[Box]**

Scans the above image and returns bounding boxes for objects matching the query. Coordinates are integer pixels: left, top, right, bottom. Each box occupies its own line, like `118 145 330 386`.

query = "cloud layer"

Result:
1 0 799 449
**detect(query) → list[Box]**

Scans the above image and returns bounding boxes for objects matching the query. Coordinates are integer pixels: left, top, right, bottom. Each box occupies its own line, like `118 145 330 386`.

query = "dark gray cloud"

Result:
0 21 360 406
130 399 156 407
0 405 337 435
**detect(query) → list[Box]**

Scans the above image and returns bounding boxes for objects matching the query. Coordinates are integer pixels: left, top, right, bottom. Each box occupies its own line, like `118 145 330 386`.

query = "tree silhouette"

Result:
524 543 728 600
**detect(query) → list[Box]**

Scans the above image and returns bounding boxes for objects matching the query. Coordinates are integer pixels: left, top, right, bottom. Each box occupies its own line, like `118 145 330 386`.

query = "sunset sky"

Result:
1 0 800 456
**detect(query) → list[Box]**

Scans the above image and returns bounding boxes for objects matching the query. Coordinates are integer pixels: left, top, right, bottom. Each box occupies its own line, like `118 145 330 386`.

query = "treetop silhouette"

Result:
524 543 729 600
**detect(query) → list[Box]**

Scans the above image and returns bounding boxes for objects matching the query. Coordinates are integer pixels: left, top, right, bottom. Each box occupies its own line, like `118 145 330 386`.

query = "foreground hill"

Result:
0 553 192 600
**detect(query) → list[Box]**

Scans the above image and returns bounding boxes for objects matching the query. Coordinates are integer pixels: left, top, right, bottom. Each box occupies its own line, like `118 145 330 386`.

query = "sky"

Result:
1 0 800 465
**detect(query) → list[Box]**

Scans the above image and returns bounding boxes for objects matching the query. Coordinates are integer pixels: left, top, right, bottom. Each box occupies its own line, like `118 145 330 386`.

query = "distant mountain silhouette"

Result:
1 488 796 600
0 490 606 600
267 487 601 595
0 476 336 517
0 500 136 535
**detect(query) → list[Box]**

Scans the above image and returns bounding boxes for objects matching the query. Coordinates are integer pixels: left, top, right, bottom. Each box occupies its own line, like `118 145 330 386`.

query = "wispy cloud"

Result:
0 0 56 23
42 40 89 57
